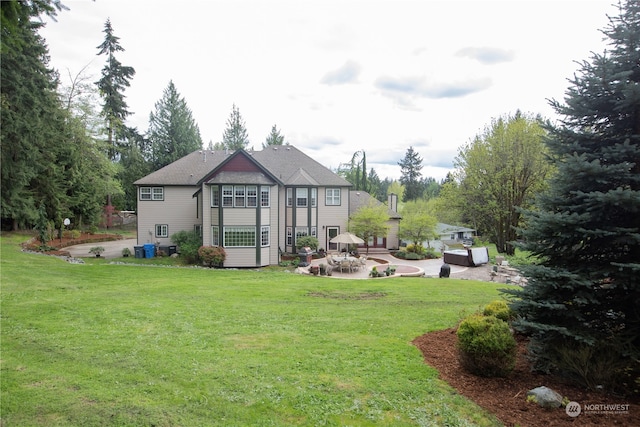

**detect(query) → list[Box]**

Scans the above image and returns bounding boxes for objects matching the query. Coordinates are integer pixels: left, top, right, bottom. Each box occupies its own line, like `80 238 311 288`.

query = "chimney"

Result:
388 193 398 213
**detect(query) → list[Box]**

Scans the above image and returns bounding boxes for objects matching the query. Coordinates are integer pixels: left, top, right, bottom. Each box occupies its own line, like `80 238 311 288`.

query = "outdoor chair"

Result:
340 259 352 273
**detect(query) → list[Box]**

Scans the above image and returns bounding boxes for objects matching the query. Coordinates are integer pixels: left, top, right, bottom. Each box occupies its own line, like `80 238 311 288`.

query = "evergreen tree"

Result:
220 104 250 150
148 80 203 169
95 18 135 161
398 146 423 202
114 127 150 211
262 124 285 148
504 0 640 393
1 0 67 230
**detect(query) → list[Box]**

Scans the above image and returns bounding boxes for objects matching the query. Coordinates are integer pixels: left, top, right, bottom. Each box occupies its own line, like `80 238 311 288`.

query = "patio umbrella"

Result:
330 232 364 252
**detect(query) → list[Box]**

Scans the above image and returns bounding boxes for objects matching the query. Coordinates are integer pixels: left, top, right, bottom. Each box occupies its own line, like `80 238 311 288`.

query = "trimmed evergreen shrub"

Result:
482 300 514 322
457 314 517 377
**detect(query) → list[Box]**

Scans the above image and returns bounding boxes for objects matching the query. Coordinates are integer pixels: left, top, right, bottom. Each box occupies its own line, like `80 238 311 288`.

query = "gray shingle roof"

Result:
134 146 352 187
349 191 401 219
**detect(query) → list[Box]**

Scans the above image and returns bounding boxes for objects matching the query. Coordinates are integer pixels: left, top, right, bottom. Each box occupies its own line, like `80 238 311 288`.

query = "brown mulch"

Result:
412 329 639 426
22 232 123 257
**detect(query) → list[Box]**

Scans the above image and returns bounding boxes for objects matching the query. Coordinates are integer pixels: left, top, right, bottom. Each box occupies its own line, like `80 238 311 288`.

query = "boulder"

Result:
527 386 563 408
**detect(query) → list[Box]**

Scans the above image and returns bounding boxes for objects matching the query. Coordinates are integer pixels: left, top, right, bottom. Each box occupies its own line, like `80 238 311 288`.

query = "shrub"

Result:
529 336 640 394
483 300 514 322
198 245 226 267
457 314 517 377
296 236 319 251
171 230 202 264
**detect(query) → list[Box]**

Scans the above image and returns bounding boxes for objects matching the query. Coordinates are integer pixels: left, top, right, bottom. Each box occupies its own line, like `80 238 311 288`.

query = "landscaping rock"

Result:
527 386 563 408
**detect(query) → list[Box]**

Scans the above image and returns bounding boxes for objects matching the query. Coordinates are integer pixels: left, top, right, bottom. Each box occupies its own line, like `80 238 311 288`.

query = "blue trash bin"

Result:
143 243 155 258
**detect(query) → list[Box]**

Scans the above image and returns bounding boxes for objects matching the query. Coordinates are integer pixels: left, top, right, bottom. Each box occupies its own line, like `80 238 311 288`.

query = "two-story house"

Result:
134 146 353 267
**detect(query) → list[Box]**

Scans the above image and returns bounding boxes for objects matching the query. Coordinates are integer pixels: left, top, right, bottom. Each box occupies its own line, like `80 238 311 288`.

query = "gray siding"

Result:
137 186 197 246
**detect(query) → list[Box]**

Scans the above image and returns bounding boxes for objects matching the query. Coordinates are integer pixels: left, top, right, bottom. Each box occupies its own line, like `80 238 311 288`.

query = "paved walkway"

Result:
65 239 138 259
63 240 478 280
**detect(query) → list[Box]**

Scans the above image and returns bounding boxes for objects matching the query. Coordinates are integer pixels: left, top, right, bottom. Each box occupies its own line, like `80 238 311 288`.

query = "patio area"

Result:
299 253 470 279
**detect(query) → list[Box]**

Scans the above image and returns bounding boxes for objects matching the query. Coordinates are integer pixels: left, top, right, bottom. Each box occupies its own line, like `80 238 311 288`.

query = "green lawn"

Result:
1 233 505 426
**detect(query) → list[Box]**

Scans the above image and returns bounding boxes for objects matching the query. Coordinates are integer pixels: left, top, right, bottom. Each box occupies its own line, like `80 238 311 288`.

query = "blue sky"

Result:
40 0 617 180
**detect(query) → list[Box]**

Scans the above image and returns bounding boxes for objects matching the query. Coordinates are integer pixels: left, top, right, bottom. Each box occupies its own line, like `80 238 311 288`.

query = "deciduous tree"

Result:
348 199 390 254
398 200 438 247
450 112 551 254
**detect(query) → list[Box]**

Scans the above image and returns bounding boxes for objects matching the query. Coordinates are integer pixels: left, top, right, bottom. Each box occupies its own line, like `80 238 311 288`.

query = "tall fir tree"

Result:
95 18 135 161
504 0 640 393
148 80 203 170
1 0 68 229
262 124 285 148
398 146 423 202
219 104 250 150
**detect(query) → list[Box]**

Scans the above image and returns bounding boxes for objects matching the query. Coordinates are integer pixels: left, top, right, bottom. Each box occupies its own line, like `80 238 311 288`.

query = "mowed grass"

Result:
1 234 504 426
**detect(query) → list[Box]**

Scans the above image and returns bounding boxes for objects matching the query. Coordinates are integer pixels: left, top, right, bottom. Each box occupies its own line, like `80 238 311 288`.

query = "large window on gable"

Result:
326 188 341 205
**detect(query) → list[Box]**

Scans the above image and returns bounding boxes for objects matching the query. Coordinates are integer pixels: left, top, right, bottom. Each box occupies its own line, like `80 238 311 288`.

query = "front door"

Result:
327 227 339 251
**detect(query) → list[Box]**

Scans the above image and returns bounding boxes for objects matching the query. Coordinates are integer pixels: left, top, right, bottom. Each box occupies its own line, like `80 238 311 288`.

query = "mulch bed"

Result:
412 328 639 426
22 232 123 257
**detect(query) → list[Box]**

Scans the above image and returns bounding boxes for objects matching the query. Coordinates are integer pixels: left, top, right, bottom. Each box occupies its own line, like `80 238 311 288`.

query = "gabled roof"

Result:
436 223 475 234
349 191 402 219
134 146 352 187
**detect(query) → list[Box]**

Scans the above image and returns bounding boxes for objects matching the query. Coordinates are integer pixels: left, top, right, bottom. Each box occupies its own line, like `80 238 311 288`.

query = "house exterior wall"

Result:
317 187 349 250
136 186 197 246
386 219 400 250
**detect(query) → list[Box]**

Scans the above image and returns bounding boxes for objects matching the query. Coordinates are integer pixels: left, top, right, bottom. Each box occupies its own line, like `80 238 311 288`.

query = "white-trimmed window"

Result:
326 188 341 205
155 224 168 238
194 224 203 237
296 188 308 207
286 227 293 246
211 186 219 207
246 186 258 207
261 226 270 247
222 186 233 207
286 188 293 207
224 226 256 247
295 227 308 246
211 226 220 246
140 187 164 201
311 226 317 237
311 188 317 207
261 186 270 207
234 186 245 207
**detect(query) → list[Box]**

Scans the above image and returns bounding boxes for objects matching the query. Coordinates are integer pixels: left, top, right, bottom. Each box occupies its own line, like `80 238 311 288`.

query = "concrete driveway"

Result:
65 239 138 259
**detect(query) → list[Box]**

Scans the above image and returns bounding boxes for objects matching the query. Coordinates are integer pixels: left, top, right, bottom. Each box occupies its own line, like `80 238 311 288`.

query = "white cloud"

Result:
39 0 617 181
